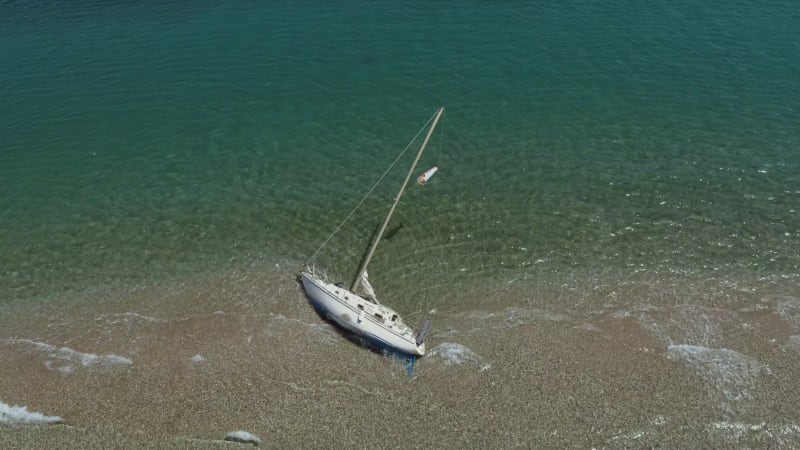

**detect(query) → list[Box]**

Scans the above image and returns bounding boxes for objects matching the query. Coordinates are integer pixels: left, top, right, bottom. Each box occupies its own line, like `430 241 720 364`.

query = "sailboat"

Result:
299 107 444 357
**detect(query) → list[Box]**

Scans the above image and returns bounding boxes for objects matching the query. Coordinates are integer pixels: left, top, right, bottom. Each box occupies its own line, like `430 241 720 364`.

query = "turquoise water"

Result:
2 1 799 307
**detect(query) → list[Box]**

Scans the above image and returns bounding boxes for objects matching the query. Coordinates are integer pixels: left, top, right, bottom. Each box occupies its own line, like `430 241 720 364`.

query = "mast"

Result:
352 106 445 294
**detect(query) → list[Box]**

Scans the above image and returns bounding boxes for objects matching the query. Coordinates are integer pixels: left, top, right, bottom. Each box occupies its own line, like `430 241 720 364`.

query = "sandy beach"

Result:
2 266 799 448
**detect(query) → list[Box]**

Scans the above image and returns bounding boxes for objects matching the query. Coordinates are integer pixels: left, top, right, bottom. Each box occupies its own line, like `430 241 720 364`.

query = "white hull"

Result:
300 271 425 356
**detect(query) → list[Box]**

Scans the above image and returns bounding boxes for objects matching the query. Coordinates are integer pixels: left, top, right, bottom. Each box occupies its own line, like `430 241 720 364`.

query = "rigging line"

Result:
305 109 440 265
436 111 446 163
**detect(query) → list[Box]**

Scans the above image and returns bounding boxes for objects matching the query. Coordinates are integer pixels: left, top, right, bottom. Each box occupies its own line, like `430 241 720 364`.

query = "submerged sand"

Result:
1 266 799 448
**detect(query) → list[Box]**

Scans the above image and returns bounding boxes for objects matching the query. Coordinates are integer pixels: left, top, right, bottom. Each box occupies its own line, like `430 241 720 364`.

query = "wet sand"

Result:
1 266 799 448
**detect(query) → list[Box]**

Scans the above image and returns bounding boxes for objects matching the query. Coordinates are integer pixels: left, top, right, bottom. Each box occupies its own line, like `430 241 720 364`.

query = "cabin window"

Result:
374 313 383 320
391 314 397 322
357 304 364 310
344 296 349 300
334 291 339 295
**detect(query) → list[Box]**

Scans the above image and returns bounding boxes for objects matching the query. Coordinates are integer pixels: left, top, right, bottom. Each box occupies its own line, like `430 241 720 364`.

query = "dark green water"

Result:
2 1 799 308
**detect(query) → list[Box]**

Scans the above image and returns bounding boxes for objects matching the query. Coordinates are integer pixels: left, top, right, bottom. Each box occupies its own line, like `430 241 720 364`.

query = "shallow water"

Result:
2 0 799 308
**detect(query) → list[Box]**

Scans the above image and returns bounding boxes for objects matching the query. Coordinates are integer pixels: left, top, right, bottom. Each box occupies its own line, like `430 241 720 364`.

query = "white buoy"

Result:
417 166 439 185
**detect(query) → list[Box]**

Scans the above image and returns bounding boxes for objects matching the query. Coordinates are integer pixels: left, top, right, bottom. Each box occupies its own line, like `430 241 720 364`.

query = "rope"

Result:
305 109 440 266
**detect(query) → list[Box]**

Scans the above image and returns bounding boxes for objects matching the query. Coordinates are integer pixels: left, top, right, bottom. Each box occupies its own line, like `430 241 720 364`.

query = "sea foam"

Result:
5 339 133 373
707 421 800 445
0 402 62 426
428 343 490 371
666 345 763 403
